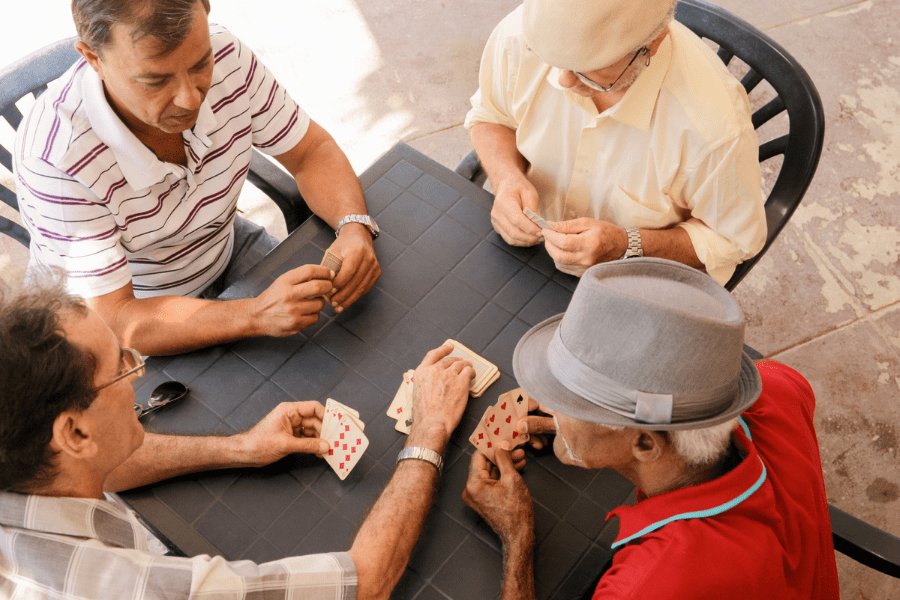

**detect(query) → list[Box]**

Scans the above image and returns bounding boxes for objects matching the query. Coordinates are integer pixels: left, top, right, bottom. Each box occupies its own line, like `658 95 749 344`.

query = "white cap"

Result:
523 0 674 72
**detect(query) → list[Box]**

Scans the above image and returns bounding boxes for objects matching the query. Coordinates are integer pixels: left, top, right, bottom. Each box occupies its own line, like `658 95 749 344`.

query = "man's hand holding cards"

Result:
321 398 369 480
523 207 557 232
469 388 532 463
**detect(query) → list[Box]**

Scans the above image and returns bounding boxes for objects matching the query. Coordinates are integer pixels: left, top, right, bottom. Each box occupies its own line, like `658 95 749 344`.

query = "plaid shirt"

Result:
0 491 357 599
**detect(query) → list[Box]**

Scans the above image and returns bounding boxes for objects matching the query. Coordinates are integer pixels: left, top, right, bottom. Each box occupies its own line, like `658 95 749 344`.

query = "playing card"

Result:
523 207 557 232
320 249 343 274
396 372 415 433
469 406 499 462
494 390 529 445
469 418 497 464
324 413 369 480
386 370 414 422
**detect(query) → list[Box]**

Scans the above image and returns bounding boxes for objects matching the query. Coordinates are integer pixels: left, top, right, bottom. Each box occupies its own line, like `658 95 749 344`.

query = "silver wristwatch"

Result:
335 214 379 239
622 227 643 259
397 446 443 474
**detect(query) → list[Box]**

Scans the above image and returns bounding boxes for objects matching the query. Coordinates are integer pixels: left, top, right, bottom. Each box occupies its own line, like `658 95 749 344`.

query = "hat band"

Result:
547 327 738 425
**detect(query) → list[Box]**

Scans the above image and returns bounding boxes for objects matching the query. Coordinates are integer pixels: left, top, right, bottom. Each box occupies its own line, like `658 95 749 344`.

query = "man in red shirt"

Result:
463 257 840 599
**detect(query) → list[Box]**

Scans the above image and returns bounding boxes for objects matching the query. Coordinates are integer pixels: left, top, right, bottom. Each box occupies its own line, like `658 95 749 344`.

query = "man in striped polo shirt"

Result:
15 0 381 356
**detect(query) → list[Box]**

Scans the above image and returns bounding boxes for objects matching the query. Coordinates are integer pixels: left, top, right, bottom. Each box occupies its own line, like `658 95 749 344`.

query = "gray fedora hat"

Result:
512 258 761 431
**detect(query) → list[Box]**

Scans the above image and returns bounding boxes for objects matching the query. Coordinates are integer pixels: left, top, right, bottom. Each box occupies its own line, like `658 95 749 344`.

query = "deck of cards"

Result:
386 369 416 434
446 339 499 398
320 250 342 302
321 398 369 480
523 207 557 232
469 388 531 463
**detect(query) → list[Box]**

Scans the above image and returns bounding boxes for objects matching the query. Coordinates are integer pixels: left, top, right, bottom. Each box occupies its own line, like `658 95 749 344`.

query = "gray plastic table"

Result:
120 143 636 600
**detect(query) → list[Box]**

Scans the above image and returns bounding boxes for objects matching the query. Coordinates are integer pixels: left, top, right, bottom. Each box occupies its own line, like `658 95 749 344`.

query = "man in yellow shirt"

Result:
466 0 766 284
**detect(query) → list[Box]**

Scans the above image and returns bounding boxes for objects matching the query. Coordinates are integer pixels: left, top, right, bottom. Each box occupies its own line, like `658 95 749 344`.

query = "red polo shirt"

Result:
594 361 840 599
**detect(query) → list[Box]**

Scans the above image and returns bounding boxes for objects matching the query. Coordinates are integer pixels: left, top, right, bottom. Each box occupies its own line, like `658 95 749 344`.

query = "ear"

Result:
74 41 105 79
51 410 99 460
631 430 667 463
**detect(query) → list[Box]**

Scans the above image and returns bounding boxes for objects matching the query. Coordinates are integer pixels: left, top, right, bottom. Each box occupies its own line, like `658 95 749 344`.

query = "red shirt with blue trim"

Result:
594 361 840 599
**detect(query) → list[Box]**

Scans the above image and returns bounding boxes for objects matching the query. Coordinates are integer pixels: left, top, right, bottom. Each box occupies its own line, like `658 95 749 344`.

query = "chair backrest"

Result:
454 0 825 292
0 37 81 247
674 0 825 290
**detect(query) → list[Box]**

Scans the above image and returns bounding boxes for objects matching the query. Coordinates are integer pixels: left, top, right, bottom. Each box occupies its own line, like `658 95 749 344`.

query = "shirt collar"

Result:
545 32 672 131
78 69 217 189
0 490 144 550
607 423 767 549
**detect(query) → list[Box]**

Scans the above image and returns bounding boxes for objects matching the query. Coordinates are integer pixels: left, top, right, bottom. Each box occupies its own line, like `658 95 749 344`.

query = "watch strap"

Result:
622 227 643 259
335 214 379 239
397 446 443 474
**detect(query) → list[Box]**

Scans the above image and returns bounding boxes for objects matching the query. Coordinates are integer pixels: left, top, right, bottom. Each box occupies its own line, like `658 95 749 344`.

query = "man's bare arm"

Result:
273 119 380 311
348 344 474 600
104 401 329 492
87 266 333 356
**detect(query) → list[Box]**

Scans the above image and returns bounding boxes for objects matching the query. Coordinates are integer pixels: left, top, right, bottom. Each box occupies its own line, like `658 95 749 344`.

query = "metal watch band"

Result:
622 227 643 259
335 214 379 239
397 446 443 474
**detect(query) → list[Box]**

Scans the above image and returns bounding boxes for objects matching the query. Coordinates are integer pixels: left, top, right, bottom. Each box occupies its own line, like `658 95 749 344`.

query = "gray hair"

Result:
599 416 737 467
72 0 211 56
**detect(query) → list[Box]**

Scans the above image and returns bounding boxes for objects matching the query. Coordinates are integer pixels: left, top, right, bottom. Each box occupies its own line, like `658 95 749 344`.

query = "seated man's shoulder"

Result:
663 22 755 136
601 519 786 599
16 59 103 175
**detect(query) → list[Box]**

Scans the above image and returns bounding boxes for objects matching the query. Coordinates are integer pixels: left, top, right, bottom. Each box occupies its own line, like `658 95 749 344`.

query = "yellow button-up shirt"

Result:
465 7 766 285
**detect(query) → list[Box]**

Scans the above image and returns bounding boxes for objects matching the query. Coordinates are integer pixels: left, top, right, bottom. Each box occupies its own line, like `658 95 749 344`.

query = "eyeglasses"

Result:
574 46 651 93
96 347 145 391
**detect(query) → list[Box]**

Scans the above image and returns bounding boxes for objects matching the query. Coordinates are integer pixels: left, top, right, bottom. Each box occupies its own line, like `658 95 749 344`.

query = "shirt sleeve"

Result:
16 154 133 299
674 126 767 286
464 10 521 132
223 32 311 156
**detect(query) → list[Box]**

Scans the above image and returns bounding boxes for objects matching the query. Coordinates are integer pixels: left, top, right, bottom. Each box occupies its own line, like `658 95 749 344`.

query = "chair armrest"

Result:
830 504 900 578
247 149 313 234
454 149 488 187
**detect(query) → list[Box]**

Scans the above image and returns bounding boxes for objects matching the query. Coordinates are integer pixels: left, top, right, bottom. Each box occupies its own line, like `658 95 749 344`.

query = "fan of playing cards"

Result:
469 388 531 464
387 340 500 436
321 399 369 480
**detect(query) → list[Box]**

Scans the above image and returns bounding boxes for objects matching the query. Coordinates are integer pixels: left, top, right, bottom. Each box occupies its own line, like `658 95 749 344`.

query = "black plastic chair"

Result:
0 38 311 249
455 0 825 293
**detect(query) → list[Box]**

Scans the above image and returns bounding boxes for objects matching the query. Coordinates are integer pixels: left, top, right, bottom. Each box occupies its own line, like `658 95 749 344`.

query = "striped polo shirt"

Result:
14 25 309 298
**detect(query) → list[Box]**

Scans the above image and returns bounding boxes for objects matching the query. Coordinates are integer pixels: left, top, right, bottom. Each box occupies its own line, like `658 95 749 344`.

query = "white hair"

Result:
670 419 738 467
596 417 738 467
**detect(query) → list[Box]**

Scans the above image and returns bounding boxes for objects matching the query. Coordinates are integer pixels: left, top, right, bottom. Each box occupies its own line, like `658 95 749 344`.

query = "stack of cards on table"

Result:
386 370 416 434
446 339 499 398
321 398 369 480
469 388 531 463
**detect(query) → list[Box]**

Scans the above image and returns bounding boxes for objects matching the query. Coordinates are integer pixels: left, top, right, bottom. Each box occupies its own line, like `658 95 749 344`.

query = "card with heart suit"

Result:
322 399 369 479
523 207 557 232
469 388 532 463
445 339 499 398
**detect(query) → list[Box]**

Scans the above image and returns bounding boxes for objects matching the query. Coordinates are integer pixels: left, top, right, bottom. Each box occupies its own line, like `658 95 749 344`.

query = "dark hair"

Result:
0 272 97 492
72 0 212 56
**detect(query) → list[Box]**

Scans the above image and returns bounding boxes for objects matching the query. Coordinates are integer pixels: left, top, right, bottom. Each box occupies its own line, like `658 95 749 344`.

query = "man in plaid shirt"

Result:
0 273 476 599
